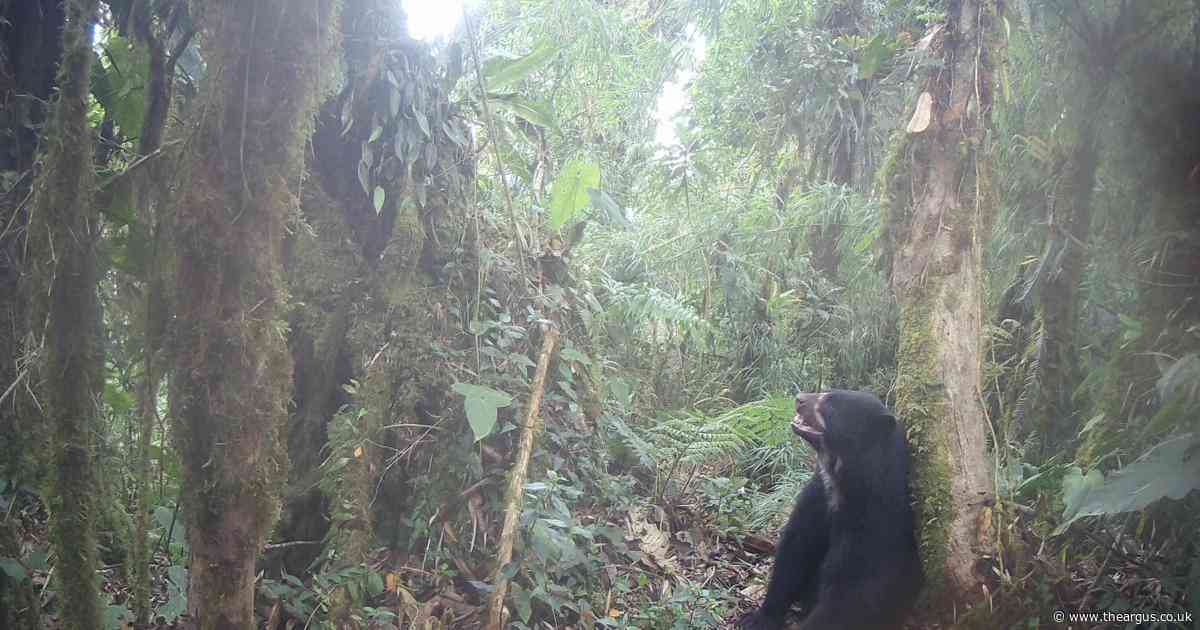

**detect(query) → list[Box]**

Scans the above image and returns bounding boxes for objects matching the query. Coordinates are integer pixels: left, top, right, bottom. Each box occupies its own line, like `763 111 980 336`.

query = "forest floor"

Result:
5 478 794 629
6 472 1140 630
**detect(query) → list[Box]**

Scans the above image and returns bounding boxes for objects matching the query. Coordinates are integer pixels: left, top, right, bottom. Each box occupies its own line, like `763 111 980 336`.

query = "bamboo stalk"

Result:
484 325 560 630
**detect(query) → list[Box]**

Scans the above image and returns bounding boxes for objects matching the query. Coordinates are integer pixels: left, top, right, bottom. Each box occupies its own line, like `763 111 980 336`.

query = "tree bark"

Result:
1035 95 1102 458
0 0 65 489
129 3 189 623
485 326 560 630
171 2 338 628
26 0 104 625
885 0 996 605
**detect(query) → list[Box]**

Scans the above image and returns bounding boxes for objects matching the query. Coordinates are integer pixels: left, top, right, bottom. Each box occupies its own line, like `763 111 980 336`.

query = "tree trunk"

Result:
170 2 337 628
26 0 104 625
1035 95 1103 458
129 3 188 622
1 5 68 625
0 0 65 489
884 0 996 605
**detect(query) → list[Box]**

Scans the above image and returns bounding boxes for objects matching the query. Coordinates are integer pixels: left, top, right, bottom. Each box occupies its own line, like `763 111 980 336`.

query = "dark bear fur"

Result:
738 390 922 630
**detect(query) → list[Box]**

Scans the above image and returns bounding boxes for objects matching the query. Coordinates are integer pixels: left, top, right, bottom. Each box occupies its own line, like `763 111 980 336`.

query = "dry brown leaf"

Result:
386 571 400 593
628 508 681 575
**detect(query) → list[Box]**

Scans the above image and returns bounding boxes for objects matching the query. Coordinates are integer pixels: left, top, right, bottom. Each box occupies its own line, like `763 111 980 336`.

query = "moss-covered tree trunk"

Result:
885 0 996 605
171 2 337 628
274 3 476 594
128 1 188 622
0 0 65 493
26 0 104 625
1 6 67 627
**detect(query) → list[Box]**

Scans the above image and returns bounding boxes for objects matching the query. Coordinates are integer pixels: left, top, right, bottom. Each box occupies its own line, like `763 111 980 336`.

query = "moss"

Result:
169 1 341 627
874 129 915 277
26 0 105 625
894 296 956 596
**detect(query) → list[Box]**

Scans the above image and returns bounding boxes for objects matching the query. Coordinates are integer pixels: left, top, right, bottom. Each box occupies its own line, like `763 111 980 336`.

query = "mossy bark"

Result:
170 1 338 628
128 3 188 621
277 2 475 590
26 0 104 625
0 0 65 493
885 0 996 607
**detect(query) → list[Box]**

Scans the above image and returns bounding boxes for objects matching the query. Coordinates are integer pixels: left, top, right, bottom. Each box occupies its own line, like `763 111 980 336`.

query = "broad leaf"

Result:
491 94 558 129
0 557 26 581
559 347 591 365
1056 434 1200 534
104 604 134 630
373 186 385 214
548 158 600 231
511 582 533 623
93 35 149 138
587 188 632 228
159 565 188 623
452 383 514 441
482 40 560 90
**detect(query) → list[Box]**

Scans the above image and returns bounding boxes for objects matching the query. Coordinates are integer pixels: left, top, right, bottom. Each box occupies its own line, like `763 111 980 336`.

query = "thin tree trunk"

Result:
1035 91 1103 457
129 3 188 623
485 326 560 630
27 0 104 625
884 0 996 605
171 2 337 628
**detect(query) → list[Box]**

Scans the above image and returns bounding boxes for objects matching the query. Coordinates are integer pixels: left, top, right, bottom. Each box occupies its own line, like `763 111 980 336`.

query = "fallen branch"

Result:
262 539 323 551
484 325 560 630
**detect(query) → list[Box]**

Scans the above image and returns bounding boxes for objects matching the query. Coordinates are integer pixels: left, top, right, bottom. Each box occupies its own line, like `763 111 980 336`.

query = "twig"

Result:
462 9 529 260
0 368 27 408
483 325 560 630
262 539 323 551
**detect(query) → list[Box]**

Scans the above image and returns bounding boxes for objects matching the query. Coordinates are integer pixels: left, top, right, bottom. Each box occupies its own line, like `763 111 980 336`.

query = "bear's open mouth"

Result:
791 393 826 446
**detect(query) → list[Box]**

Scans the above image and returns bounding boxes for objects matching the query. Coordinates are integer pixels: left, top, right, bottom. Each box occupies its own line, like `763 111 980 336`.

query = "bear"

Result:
738 390 922 630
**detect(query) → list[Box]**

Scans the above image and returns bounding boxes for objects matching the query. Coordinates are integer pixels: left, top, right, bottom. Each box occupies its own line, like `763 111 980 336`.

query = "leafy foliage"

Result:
1056 434 1200 534
453 382 515 440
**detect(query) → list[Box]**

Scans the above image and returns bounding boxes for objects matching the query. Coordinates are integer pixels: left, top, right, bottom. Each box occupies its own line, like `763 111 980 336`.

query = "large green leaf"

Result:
159 565 188 623
92 34 149 138
0 557 26 581
491 94 558 129
482 40 560 90
548 158 600 231
1055 434 1200 534
452 383 514 441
